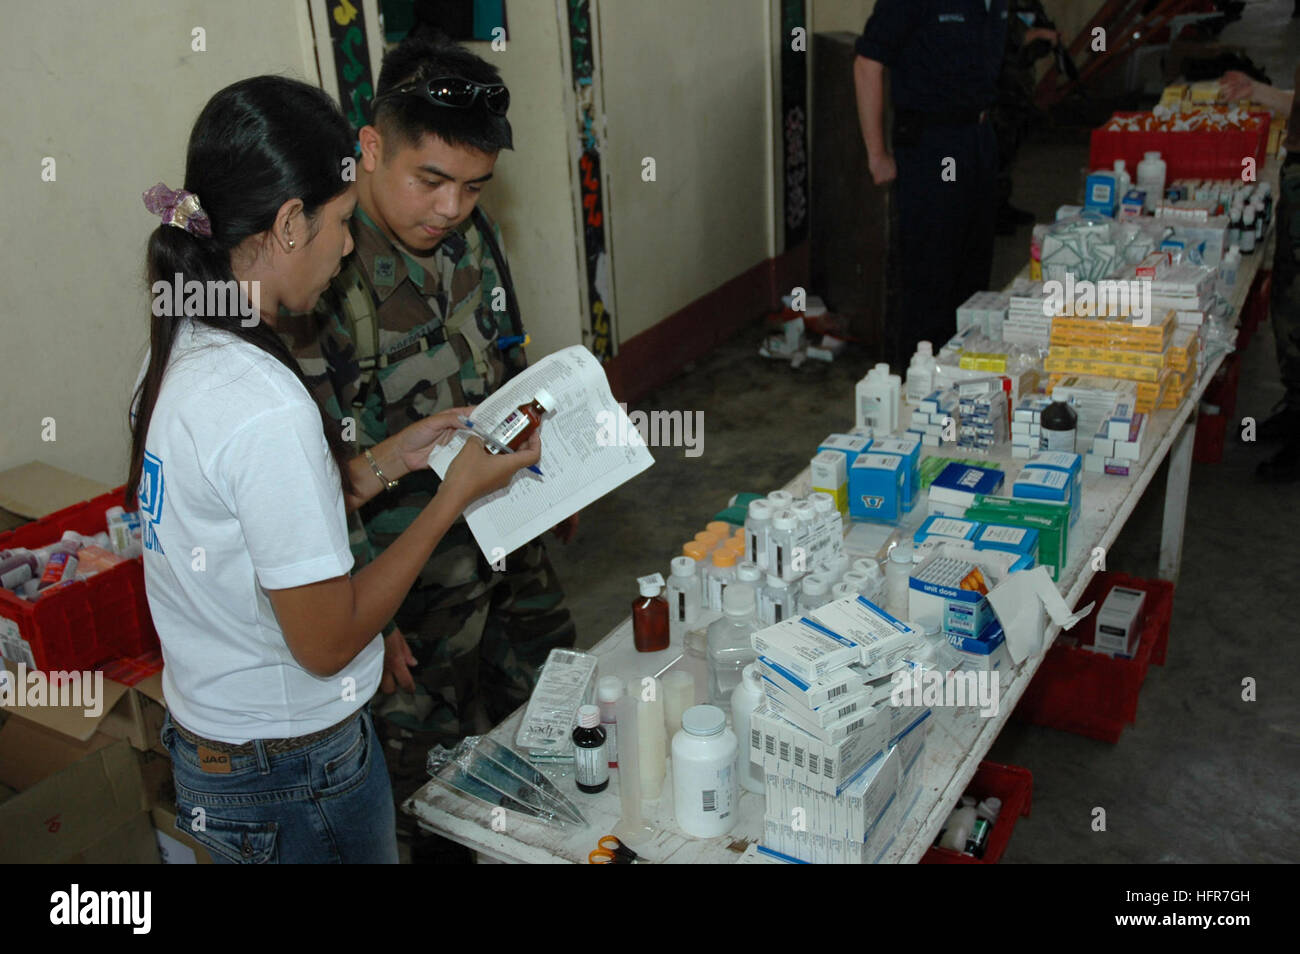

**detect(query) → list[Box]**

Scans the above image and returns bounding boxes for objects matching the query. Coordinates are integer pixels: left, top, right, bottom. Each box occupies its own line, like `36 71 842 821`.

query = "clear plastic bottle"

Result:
671 705 738 838
885 543 912 620
905 341 936 403
666 556 701 641
707 583 758 707
830 581 858 601
1136 151 1166 212
765 490 794 511
1113 159 1131 201
705 547 738 612
597 676 623 769
1241 207 1257 254
730 664 766 795
797 572 830 613
759 573 794 625
1228 206 1242 247
735 560 763 588
1252 197 1265 240
767 509 800 582
682 541 710 604
1219 245 1241 289
694 530 721 553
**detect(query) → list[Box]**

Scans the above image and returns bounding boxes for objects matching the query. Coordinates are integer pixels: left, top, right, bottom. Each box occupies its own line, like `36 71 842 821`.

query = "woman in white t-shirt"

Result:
127 76 540 864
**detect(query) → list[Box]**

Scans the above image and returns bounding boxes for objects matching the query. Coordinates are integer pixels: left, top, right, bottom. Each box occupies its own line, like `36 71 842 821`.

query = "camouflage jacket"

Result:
1000 0 1052 106
279 204 527 612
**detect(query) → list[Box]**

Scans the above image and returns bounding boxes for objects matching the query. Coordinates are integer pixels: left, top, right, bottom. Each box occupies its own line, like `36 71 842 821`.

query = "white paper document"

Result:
427 345 654 560
988 565 1094 664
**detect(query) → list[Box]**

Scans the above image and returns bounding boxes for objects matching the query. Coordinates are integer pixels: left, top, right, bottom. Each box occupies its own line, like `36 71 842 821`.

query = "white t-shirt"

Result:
137 320 382 743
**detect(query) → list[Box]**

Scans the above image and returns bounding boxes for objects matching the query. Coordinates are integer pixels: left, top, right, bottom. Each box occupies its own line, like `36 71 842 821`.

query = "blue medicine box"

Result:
914 515 980 545
1021 451 1081 526
869 436 921 512
1084 171 1119 216
850 453 906 523
928 462 1005 517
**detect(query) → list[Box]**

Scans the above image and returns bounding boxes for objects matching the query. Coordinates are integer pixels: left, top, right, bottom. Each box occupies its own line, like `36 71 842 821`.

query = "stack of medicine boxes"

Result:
1084 401 1148 476
1011 396 1052 458
1013 451 1082 528
850 435 921 524
908 390 959 448
750 595 932 864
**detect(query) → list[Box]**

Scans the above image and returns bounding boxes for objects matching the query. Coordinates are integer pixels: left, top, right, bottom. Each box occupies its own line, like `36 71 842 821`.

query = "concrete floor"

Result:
547 1 1299 864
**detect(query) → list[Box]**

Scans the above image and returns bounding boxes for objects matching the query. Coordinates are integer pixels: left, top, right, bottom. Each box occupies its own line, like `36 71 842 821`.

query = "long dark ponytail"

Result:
128 76 356 507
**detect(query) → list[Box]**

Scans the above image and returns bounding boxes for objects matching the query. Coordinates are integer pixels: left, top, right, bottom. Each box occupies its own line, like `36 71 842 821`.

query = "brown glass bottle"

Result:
488 387 557 452
633 579 670 652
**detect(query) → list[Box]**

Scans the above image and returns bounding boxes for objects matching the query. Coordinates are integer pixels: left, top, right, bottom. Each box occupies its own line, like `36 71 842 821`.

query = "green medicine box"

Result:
964 495 1071 581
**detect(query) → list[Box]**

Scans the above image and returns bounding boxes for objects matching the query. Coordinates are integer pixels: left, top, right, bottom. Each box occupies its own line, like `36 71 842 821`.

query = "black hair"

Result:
372 37 513 154
128 75 356 508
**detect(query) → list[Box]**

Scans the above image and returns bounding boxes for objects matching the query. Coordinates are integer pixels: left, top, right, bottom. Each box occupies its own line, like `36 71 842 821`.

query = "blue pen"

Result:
496 334 530 351
457 416 543 477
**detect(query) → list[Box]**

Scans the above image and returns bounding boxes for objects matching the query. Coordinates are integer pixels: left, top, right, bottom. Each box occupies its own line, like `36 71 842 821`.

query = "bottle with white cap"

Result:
830 581 859 601
672 705 738 837
744 499 773 569
730 664 766 795
765 489 794 511
706 584 758 706
766 509 801 582
596 676 624 769
885 543 912 619
665 556 701 642
735 560 763 588
797 572 831 613
759 573 794 625
488 387 556 451
905 341 936 403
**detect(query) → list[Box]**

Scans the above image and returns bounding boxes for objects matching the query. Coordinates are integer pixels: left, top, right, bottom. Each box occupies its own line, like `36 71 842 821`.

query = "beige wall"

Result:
0 0 319 484
598 0 775 344
456 3 584 363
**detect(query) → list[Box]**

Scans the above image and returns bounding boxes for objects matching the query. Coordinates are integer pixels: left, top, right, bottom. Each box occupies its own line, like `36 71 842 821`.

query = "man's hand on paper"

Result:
439 431 542 509
380 627 418 694
550 511 580 544
394 407 474 474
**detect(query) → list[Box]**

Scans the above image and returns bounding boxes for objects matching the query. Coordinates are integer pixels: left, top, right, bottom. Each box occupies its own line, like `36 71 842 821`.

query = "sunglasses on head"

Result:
380 76 510 116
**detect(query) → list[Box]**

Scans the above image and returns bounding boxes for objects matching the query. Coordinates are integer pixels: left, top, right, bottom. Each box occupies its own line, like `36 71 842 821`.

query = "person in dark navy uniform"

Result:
853 0 1009 369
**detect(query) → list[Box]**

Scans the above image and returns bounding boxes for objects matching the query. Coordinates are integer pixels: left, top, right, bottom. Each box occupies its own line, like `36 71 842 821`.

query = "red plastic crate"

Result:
921 761 1033 864
0 487 158 672
1013 572 1174 742
1089 112 1271 181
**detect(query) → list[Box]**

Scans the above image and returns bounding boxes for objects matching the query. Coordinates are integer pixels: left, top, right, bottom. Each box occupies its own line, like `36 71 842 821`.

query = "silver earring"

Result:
288 239 296 249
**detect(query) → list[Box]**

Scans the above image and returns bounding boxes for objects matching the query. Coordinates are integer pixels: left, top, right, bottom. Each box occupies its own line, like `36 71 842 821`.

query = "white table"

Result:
406 166 1280 864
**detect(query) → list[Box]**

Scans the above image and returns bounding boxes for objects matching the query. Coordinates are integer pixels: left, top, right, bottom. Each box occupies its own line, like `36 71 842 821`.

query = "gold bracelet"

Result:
365 449 399 492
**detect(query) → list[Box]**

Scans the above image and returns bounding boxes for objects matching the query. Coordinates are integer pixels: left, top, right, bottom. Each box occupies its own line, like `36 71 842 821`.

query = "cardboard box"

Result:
0 462 113 534
1 659 167 756
849 453 906 524
0 720 156 863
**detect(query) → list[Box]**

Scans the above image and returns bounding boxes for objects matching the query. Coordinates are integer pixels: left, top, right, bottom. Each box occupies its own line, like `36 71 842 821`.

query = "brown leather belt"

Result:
172 710 362 756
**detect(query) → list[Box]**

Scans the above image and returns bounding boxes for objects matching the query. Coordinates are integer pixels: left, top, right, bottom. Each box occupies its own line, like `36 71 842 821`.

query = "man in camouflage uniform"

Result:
279 39 577 812
993 0 1061 234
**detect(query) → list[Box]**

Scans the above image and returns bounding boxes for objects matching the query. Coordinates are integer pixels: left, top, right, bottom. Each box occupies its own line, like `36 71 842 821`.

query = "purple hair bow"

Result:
142 182 212 237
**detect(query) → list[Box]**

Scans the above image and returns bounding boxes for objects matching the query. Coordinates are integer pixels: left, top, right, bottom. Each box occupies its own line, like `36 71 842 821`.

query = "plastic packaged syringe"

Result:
514 648 599 761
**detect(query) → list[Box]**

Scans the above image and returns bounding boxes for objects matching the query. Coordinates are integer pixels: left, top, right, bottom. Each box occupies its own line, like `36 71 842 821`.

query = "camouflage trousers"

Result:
370 537 577 806
1272 159 1300 409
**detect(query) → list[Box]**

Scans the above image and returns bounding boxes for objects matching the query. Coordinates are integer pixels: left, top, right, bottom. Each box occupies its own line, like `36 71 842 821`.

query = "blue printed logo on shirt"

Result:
139 451 166 554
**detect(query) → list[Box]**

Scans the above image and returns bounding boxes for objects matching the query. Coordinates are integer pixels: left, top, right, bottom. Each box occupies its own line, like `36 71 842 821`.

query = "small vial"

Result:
488 388 556 451
798 572 831 613
706 547 738 612
841 569 871 594
682 541 710 605
885 544 912 619
597 677 624 768
1241 207 1256 254
694 530 721 552
808 491 836 516
633 576 670 652
666 556 701 641
790 500 817 529
573 704 609 794
760 573 793 625
767 509 800 582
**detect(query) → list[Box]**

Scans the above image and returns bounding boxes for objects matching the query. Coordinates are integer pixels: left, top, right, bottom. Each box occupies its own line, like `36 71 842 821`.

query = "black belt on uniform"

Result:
895 108 990 128
172 710 362 756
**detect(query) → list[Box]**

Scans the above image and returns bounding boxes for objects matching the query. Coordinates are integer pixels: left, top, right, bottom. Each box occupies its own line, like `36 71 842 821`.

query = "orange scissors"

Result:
588 835 640 864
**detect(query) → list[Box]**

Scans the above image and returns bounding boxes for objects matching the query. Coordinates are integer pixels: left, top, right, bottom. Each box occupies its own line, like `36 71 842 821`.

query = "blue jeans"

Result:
161 707 398 864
